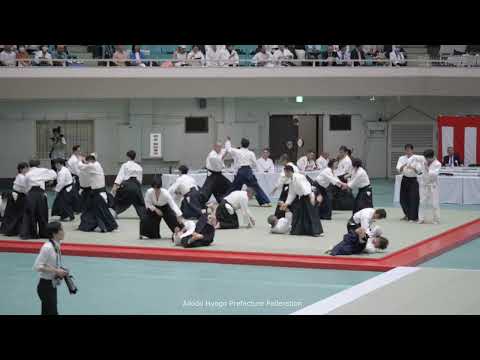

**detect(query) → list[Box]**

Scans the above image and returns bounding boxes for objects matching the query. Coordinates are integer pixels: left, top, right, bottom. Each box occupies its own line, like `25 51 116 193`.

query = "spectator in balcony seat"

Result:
225 45 240 66
350 45 366 66
129 45 147 67
252 45 274 67
112 45 129 67
206 45 229 67
16 46 31 67
26 45 39 55
390 45 406 66
273 45 294 66
173 45 188 67
187 45 205 66
34 46 53 66
0 45 17 66
334 45 350 66
52 45 74 67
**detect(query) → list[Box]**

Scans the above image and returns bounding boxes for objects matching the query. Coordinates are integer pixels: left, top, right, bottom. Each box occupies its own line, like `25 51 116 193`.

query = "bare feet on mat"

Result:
401 216 408 221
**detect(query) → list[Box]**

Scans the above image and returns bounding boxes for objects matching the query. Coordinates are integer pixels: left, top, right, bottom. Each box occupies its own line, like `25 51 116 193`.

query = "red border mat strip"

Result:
1 218 479 272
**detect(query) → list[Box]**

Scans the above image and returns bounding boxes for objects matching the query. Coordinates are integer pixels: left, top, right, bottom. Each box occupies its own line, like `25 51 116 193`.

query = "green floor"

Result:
421 237 480 270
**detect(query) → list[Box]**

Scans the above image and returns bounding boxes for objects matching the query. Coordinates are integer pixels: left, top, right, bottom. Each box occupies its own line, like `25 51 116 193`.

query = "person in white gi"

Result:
173 45 188 67
214 188 256 229
268 210 293 234
297 151 317 171
187 45 205 66
256 148 275 174
206 45 229 67
334 146 352 181
225 45 240 66
417 149 442 224
397 144 422 222
390 45 406 66
347 207 387 234
252 46 274 67
313 159 343 219
315 152 329 171
51 159 75 222
272 45 294 66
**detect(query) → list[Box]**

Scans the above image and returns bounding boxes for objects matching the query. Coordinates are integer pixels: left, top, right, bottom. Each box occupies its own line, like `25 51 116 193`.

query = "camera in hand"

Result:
58 267 78 295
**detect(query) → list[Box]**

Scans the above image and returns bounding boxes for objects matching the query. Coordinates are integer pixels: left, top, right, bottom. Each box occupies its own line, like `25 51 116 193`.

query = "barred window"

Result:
36 120 94 159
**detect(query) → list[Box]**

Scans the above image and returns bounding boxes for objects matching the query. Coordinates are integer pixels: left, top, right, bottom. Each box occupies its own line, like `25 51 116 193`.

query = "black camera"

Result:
60 267 78 295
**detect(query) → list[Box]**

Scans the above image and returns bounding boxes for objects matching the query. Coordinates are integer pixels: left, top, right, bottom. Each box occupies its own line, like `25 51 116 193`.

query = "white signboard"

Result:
150 133 162 157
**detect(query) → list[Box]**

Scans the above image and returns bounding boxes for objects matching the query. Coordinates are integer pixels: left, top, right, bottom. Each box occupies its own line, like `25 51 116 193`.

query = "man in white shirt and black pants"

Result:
200 141 232 204
214 188 256 229
67 145 83 213
169 165 206 220
51 158 75 222
396 144 420 222
111 150 146 219
33 221 68 315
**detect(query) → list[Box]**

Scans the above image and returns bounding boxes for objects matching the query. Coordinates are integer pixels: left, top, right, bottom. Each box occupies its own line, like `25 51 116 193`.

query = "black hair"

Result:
53 158 66 166
46 221 63 239
279 153 290 163
178 165 189 174
423 149 435 159
308 149 315 154
284 165 295 173
52 126 61 134
240 138 250 148
72 145 80 152
29 159 40 167
85 155 96 162
17 162 29 173
346 148 353 156
126 150 136 160
327 159 337 168
339 145 348 152
375 208 387 219
151 175 162 188
246 186 256 196
351 158 363 168
404 144 414 150
377 236 389 250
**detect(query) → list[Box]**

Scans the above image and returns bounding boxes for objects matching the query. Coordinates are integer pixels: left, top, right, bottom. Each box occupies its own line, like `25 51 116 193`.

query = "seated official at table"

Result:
442 147 463 167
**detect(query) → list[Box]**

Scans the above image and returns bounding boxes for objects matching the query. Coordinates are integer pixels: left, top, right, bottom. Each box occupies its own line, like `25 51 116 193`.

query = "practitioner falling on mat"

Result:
111 150 146 219
20 160 57 239
297 150 317 171
169 165 206 220
278 165 323 237
396 144 420 222
224 137 271 207
417 149 441 225
268 209 293 234
77 154 118 233
214 187 256 229
67 145 83 213
51 158 75 222
340 158 373 214
346 207 386 234
140 175 184 240
325 226 388 256
270 154 299 219
173 213 216 248
315 152 329 171
200 140 232 204
0 162 29 236
332 145 354 210
312 158 343 220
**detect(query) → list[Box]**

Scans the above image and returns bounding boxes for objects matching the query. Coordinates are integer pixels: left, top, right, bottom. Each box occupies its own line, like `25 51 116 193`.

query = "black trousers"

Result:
316 183 333 220
113 178 146 218
352 185 374 215
20 187 49 239
400 176 419 221
200 171 231 203
37 279 58 315
226 166 270 205
215 200 239 229
274 184 290 219
180 188 206 220
140 205 181 239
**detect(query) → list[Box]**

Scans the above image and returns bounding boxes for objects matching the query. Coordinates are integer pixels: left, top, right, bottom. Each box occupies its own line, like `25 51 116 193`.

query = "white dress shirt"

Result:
206 149 227 172
225 141 257 169
276 162 299 187
252 52 273 66
396 155 419 178
271 212 292 234
420 159 442 187
34 50 53 65
353 208 376 231
33 240 61 281
285 173 313 205
335 156 352 177
13 174 28 194
187 51 205 66
272 48 294 65
168 174 198 197
297 156 317 171
206 48 229 67
55 166 73 193
347 167 371 189
256 157 275 173
78 161 105 190
224 190 253 224
67 154 80 176
315 167 341 188
315 156 328 171
115 160 143 185
144 188 182 217
25 167 57 192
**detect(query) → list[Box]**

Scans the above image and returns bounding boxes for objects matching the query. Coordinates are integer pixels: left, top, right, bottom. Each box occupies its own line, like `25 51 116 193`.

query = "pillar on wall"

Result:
223 98 236 125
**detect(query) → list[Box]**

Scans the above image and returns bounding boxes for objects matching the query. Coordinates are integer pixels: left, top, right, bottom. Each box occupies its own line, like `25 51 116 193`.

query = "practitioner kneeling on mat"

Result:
346 207 386 233
326 226 388 256
173 213 216 248
213 187 256 229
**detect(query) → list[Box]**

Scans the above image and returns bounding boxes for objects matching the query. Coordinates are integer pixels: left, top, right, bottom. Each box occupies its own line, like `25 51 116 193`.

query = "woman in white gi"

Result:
417 149 442 224
51 158 75 222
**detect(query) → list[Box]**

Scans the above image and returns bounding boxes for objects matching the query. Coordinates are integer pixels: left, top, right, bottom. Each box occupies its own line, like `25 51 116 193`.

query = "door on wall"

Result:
269 115 299 161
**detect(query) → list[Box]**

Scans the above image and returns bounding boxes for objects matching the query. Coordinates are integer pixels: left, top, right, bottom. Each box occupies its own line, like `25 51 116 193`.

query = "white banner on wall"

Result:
441 126 454 157
150 133 162 157
464 127 477 166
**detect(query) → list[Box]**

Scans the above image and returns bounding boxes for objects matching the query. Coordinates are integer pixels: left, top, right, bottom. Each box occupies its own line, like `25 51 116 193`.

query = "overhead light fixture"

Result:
369 96 376 102
296 96 304 103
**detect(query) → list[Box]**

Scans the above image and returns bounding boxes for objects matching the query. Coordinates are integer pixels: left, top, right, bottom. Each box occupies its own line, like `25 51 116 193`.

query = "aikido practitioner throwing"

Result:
396 144 420 222
340 158 373 214
20 160 57 239
332 145 354 210
346 207 386 234
224 137 272 207
278 165 324 237
270 154 299 219
200 140 232 204
67 145 83 213
326 226 389 256
312 159 343 220
173 213 216 248
214 187 256 229
168 165 206 220
111 150 146 219
51 158 75 222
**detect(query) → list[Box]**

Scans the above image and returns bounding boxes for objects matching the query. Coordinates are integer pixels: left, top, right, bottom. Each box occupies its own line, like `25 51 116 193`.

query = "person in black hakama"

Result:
332 145 355 211
0 162 29 236
67 145 83 214
326 227 388 256
270 154 300 219
200 141 232 204
168 165 206 220
51 159 75 222
339 158 374 215
20 160 57 239
77 155 118 233
278 166 323 237
140 176 184 239
111 150 146 219
311 158 343 220
213 188 256 230
173 213 216 248
396 144 421 222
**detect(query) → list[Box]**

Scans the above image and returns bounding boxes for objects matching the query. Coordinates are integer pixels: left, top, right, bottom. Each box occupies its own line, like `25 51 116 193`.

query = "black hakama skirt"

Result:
20 187 50 239
180 187 206 220
352 185 373 215
331 232 366 256
316 184 333 220
78 188 118 233
180 213 215 248
215 199 239 229
290 195 323 236
346 216 361 233
113 177 146 218
71 175 82 214
51 183 75 221
139 204 182 239
79 186 92 213
0 191 26 236
200 171 232 203
274 184 290 218
400 176 419 221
